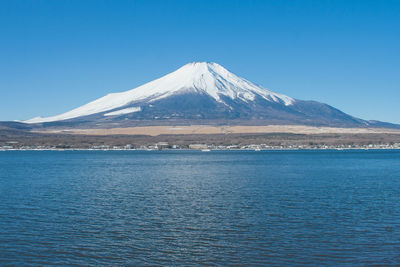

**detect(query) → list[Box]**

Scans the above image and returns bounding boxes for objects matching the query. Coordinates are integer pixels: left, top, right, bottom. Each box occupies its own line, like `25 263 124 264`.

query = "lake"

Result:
1 150 400 265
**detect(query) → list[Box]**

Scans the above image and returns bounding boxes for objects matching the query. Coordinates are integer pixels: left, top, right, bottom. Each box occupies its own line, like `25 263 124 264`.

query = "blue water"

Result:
1 150 400 265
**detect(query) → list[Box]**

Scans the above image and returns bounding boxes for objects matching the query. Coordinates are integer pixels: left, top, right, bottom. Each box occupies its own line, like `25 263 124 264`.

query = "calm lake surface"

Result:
1 150 400 265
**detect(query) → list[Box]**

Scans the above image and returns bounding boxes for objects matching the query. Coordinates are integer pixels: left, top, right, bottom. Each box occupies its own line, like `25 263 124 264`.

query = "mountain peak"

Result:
176 61 227 77
185 61 219 66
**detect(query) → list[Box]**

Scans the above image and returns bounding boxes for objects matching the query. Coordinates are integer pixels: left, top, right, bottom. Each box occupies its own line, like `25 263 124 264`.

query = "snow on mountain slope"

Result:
25 62 295 123
104 107 141 116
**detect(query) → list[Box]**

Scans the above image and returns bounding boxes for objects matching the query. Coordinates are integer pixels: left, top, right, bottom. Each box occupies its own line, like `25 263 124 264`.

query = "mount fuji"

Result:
23 62 397 128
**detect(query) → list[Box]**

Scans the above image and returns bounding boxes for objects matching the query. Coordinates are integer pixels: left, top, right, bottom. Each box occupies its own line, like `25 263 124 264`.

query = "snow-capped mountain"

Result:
26 62 295 123
24 62 392 128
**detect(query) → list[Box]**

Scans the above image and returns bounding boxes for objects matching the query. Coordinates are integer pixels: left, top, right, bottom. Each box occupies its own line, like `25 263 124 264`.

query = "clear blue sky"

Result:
1 0 399 123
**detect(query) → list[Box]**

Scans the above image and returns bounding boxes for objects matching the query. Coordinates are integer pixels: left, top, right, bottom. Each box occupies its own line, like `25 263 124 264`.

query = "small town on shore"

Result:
1 141 400 151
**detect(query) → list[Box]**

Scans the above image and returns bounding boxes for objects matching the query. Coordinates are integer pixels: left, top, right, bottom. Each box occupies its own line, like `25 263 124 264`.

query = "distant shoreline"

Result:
2 125 400 151
1 147 400 152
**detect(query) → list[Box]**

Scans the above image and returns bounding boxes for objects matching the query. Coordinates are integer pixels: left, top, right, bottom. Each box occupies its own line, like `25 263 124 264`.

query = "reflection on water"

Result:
0 150 400 265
